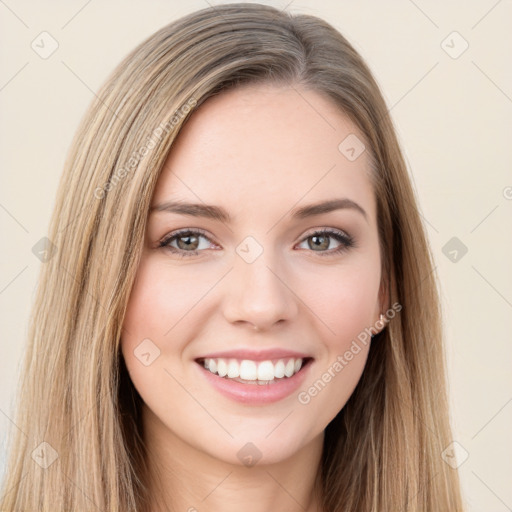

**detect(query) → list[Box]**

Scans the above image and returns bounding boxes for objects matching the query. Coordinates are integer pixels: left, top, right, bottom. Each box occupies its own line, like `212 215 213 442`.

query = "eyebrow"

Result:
149 198 368 223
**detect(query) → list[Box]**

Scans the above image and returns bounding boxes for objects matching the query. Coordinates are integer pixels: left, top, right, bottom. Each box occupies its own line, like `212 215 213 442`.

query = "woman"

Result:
0 3 464 511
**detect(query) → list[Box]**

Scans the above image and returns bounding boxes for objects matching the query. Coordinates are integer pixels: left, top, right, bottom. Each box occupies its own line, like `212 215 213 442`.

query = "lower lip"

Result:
195 360 313 405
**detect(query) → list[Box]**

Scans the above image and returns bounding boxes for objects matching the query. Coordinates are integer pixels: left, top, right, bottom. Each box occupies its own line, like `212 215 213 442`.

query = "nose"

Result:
221 249 299 332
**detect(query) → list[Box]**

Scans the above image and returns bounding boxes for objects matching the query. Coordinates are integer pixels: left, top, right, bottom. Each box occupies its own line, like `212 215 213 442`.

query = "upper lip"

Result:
196 348 313 361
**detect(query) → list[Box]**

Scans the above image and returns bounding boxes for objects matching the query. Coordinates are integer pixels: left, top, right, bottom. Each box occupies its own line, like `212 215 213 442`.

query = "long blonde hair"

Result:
0 3 464 510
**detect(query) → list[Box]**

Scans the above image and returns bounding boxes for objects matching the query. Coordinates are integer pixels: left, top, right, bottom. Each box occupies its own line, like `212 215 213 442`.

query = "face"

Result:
121 84 384 467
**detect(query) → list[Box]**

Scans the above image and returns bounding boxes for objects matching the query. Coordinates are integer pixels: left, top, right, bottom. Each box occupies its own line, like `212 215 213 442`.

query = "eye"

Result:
158 228 217 257
158 227 355 258
296 228 354 256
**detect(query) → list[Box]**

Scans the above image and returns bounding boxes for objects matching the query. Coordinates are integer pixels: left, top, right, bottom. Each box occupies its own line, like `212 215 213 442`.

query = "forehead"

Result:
152 84 375 223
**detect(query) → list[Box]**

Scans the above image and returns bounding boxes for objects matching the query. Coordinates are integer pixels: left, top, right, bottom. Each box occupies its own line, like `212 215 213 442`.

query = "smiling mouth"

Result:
195 357 314 385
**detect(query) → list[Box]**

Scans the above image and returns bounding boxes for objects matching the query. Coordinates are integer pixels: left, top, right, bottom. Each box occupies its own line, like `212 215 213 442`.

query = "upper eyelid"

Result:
302 227 351 239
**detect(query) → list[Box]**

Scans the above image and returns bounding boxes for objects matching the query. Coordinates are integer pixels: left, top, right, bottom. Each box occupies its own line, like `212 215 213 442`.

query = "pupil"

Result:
178 234 198 250
310 235 328 250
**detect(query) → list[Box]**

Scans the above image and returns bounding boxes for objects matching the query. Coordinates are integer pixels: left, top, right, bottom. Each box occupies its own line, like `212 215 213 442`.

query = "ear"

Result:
378 275 390 314
372 275 390 336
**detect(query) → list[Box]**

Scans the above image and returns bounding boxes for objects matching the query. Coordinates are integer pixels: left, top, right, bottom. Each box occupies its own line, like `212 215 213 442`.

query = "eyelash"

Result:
158 228 355 258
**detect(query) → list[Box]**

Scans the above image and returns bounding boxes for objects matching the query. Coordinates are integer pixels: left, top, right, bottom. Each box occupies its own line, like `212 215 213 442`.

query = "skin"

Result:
121 83 386 512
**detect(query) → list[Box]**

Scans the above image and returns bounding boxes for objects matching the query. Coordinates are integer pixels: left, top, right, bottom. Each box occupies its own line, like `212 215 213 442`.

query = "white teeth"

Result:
257 361 275 381
284 359 295 378
201 357 305 381
227 359 239 378
239 360 257 380
274 360 285 378
217 359 228 377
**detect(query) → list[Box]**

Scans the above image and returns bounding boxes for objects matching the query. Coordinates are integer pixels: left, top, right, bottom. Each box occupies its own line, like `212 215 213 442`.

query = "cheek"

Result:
120 257 218 437
122 256 220 351
294 254 380 417
120 256 207 391
324 273 379 342
298 254 381 347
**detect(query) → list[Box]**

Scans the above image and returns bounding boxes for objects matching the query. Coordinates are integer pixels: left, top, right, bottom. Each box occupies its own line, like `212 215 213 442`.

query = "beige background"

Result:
1 1 511 510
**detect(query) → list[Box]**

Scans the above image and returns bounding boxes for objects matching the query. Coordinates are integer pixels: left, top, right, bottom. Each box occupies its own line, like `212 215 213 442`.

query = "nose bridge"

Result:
222 237 298 329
